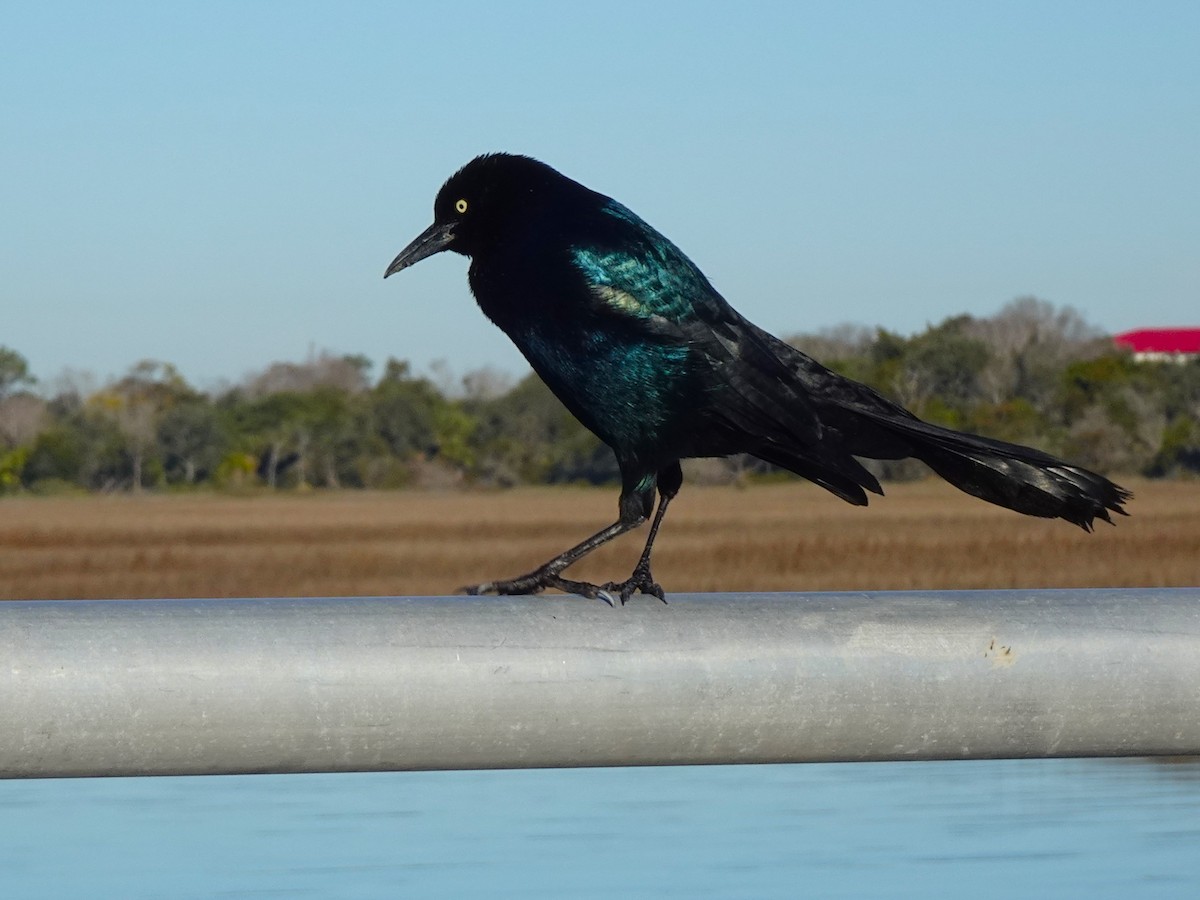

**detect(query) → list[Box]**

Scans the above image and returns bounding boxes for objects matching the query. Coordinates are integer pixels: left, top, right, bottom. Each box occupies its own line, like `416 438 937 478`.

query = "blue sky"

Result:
3 1 1198 390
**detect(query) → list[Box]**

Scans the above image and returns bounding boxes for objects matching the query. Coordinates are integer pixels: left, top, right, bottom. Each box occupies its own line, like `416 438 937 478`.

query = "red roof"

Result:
1113 328 1200 354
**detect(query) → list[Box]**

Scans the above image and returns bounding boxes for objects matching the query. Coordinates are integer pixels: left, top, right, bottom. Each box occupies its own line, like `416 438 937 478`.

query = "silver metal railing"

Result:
2 590 1198 778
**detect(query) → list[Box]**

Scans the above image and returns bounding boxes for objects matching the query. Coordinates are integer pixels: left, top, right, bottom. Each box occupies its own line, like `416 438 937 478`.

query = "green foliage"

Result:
466 374 616 486
1149 416 1200 476
1060 354 1141 420
214 452 258 488
905 317 991 408
4 301 1199 494
845 318 992 425
432 404 478 470
158 401 228 484
0 446 29 492
0 346 35 398
965 398 1049 446
23 427 85 485
23 410 128 490
369 359 444 459
789 302 1200 477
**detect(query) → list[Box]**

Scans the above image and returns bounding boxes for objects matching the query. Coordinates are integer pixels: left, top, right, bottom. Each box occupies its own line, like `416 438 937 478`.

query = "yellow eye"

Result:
455 198 468 214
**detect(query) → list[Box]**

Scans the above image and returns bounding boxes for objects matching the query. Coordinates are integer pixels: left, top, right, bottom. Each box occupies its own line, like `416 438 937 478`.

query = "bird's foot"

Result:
462 571 616 606
602 563 667 606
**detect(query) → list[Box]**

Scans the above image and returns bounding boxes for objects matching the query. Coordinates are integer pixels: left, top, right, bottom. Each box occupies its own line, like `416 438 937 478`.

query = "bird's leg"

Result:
462 472 660 601
603 462 682 605
462 517 643 602
463 531 631 601
603 495 671 604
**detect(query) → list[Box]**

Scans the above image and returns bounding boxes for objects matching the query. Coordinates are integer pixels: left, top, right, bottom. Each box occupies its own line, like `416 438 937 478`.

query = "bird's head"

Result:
384 153 589 278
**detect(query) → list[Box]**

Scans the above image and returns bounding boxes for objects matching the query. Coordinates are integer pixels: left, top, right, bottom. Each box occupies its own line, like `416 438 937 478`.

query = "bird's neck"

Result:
467 242 576 329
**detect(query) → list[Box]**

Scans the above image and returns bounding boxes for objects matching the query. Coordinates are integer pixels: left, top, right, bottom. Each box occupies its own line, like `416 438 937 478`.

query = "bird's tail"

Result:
849 410 1131 530
737 325 1130 529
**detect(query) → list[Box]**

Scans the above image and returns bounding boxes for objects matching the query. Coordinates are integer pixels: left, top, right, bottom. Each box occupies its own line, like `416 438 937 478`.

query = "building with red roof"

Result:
1113 328 1200 363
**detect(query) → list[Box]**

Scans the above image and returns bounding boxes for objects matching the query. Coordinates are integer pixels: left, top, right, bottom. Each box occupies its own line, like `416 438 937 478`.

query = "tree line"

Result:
2 298 1197 495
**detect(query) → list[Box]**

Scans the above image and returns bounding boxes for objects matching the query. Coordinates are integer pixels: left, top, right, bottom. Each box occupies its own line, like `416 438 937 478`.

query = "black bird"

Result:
384 154 1130 603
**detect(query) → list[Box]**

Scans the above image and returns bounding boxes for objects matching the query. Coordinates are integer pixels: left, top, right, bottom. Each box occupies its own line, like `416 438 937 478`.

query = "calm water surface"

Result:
2 759 1198 898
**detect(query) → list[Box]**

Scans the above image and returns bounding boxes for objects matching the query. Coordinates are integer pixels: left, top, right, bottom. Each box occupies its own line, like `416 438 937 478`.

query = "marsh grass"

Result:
1 479 1196 600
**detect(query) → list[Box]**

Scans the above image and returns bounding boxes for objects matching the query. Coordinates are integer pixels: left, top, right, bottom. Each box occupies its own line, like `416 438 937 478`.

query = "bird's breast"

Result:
510 320 694 459
467 249 697 459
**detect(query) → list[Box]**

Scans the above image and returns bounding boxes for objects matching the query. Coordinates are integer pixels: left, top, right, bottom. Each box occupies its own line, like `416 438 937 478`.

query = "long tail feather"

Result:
855 412 1131 530
740 325 1131 530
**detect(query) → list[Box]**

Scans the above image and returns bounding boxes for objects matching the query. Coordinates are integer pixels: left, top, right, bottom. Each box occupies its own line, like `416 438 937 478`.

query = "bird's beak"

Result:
383 221 457 278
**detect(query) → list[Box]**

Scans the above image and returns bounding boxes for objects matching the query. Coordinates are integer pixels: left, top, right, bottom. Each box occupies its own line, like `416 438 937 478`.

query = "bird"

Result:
384 153 1130 604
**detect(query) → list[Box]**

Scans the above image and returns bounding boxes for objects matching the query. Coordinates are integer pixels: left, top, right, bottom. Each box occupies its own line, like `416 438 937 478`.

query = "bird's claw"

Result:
602 565 667 605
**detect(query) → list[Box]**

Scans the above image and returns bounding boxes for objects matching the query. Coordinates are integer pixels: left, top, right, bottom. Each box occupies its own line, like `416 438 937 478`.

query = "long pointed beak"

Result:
383 221 457 278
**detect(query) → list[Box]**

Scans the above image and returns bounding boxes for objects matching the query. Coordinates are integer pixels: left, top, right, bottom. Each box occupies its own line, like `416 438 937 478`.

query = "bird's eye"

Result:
455 198 468 214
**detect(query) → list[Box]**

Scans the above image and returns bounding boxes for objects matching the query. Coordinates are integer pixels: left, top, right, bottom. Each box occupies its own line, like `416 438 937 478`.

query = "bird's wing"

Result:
568 202 881 501
570 201 725 325
570 202 821 432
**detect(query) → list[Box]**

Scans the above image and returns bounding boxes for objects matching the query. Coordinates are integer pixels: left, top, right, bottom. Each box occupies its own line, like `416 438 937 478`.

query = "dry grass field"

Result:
1 478 1197 600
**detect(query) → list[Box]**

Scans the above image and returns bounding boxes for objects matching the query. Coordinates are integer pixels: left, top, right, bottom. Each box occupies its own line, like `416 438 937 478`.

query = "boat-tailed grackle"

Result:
385 154 1129 603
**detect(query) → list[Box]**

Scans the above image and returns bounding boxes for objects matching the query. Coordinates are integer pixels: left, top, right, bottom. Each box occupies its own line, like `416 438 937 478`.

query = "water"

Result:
2 760 1198 898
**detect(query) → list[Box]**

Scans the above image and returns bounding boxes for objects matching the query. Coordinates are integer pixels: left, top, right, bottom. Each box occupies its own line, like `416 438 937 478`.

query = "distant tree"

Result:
786 324 875 375
786 299 1116 476
0 446 29 492
0 393 45 449
461 366 515 401
23 411 125 491
96 361 197 491
10 295 1200 492
964 297 1105 407
1156 359 1200 475
222 390 312 488
0 346 35 400
225 353 381 488
22 426 86 487
1058 353 1161 472
245 351 371 397
297 385 365 488
1150 414 1200 476
0 348 41 488
431 403 478 472
1155 356 1200 429
891 316 991 424
467 374 616 486
157 401 227 484
369 359 443 460
214 451 258 488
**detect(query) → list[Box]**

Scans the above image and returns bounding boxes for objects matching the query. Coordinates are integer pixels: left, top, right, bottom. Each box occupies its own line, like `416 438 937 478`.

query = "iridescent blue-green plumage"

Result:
465 202 698 458
383 152 1130 600
571 201 711 323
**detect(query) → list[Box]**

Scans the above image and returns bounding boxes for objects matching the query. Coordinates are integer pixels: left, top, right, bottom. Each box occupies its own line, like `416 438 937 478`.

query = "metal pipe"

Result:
2 590 1199 779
